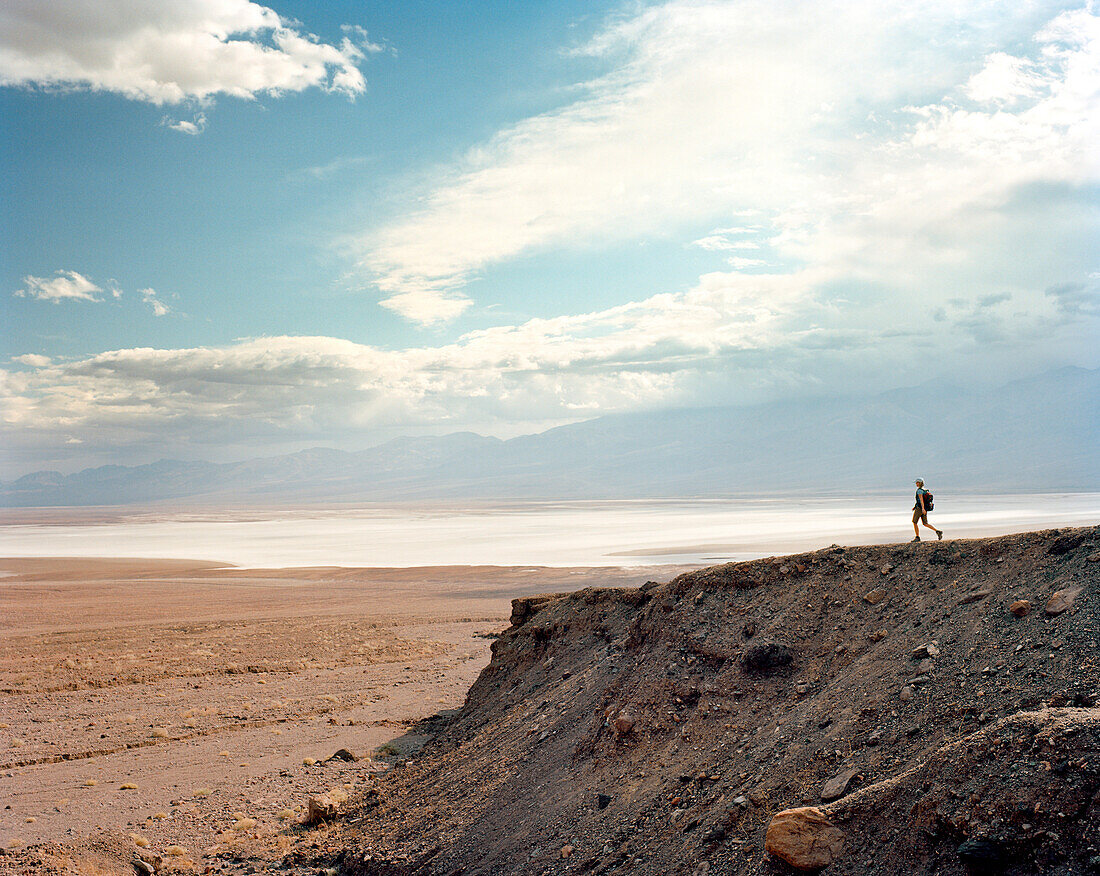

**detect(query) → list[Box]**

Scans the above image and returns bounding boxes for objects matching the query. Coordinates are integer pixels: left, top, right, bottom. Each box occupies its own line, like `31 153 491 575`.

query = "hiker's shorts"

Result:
912 507 928 524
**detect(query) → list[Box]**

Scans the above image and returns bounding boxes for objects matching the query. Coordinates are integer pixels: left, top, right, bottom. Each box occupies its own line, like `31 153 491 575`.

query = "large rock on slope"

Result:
765 806 845 869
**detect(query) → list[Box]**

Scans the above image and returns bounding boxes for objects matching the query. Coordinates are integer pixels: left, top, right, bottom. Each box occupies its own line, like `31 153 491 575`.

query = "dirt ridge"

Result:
319 526 1098 875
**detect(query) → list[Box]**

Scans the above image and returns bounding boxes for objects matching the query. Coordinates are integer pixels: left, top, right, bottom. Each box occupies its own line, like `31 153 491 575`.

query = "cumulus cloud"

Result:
13 270 103 303
10 354 51 367
0 0 374 105
3 256 1094 468
355 0 1095 326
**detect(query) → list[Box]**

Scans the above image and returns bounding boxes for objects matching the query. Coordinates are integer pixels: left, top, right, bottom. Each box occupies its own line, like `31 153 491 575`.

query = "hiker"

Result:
911 478 942 542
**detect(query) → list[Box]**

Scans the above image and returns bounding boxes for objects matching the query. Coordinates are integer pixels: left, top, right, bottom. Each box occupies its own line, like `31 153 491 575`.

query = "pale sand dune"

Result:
0 558 693 856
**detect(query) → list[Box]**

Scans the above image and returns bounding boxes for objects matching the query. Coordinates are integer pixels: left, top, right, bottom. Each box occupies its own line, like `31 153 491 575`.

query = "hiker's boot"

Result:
911 536 921 542
936 530 943 540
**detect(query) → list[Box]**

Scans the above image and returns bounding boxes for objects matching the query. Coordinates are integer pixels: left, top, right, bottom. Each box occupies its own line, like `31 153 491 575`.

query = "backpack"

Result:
925 491 934 511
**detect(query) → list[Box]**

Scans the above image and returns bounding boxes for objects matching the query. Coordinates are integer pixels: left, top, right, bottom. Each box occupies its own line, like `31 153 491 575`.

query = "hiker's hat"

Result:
915 477 924 484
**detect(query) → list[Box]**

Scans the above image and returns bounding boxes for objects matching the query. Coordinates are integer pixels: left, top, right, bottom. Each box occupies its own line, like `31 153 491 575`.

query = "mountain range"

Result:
3 367 1097 507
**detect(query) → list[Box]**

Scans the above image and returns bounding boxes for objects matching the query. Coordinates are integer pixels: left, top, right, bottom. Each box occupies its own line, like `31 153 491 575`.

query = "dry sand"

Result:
0 557 692 862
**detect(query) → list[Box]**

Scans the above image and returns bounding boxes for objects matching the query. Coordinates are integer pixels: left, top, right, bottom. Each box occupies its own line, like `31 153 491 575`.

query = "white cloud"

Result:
355 0 1086 324
11 354 51 367
13 270 103 303
162 112 207 135
0 0 373 105
4 257 1094 466
140 288 172 316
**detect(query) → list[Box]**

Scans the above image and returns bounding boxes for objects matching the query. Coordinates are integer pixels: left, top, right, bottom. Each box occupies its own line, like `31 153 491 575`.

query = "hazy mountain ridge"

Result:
3 368 1097 507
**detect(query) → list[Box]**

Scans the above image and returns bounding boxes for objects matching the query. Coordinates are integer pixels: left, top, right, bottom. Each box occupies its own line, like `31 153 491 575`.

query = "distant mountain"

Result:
2 368 1097 507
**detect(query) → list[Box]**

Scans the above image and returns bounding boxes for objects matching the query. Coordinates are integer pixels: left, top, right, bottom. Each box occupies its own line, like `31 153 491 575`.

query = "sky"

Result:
1 0 1098 477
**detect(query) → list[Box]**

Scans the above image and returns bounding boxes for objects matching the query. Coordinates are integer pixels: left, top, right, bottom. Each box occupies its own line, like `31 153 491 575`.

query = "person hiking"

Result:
911 478 942 542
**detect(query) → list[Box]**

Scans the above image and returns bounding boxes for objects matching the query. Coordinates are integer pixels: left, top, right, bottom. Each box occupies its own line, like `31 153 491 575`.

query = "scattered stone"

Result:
917 658 934 673
134 862 155 876
866 729 883 746
863 588 887 605
820 768 859 802
957 836 1006 868
597 794 612 810
740 642 793 673
703 827 726 843
612 710 636 735
765 807 845 870
304 796 339 824
1009 600 1031 618
1086 552 1100 563
880 564 893 575
1048 533 1086 555
900 685 915 701
908 675 931 686
560 845 573 859
329 748 358 762
911 643 940 660
868 629 887 642
958 588 993 605
1045 587 1082 616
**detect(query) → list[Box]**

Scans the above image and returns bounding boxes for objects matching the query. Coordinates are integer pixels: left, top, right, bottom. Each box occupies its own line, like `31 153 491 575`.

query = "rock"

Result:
863 588 887 605
1045 587 1082 616
957 836 1006 868
703 827 726 843
509 594 559 626
765 807 845 870
917 658 934 673
304 796 339 824
868 629 887 642
612 710 636 735
900 686 915 701
1009 600 1031 618
329 748 358 762
1048 532 1086 555
880 564 893 575
1086 552 1100 563
560 845 573 859
911 643 940 660
134 862 155 876
741 642 793 673
866 729 883 746
820 768 859 802
597 794 612 810
908 675 931 686
958 588 993 605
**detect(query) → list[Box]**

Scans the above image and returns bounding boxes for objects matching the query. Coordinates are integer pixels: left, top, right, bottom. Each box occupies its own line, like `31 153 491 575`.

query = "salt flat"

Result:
0 493 1096 567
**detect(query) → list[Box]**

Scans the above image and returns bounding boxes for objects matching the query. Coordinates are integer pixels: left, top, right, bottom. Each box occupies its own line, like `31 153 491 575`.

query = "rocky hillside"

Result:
314 526 1098 875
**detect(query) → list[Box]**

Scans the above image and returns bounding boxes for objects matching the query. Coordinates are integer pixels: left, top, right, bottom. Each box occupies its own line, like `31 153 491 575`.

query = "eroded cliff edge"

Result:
320 526 1099 876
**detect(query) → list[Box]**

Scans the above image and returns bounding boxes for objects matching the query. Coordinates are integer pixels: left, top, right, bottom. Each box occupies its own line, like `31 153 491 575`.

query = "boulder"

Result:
863 588 887 605
330 748 358 762
741 642 793 673
765 806 845 870
612 710 636 735
304 796 339 824
1045 587 1082 616
1009 600 1031 618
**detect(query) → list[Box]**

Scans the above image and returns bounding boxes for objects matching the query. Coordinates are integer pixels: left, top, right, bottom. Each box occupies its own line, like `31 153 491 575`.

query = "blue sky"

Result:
2 0 1098 476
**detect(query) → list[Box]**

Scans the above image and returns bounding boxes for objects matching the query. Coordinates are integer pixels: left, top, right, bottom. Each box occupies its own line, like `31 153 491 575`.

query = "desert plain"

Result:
0 557 691 864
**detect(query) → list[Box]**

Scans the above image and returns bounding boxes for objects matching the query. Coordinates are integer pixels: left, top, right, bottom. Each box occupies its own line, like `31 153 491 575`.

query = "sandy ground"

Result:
0 558 692 864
